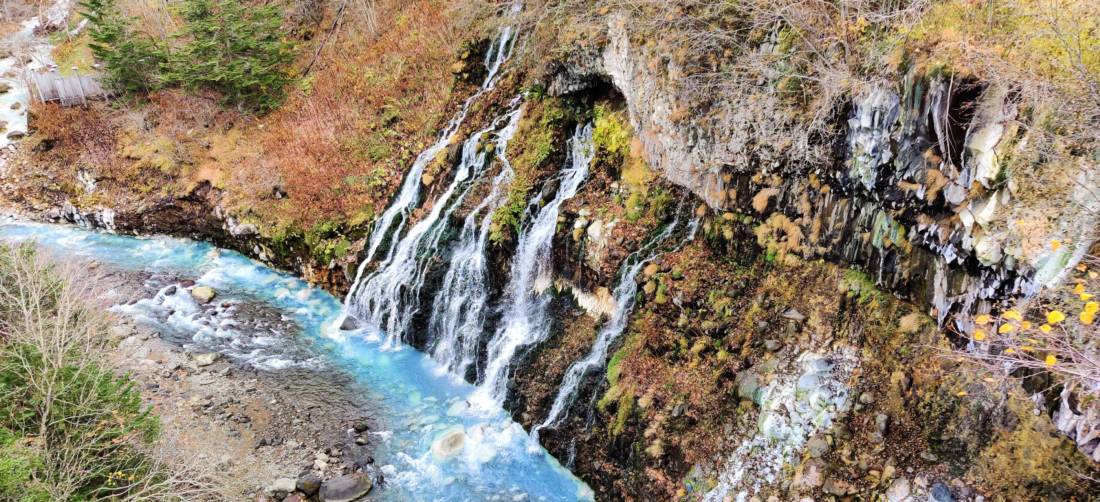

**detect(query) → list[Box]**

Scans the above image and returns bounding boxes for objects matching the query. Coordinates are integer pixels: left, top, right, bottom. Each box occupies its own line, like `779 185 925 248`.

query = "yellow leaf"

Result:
1040 324 1052 333
1003 310 1022 321
998 323 1016 334
1085 301 1099 313
1090 271 1098 279
973 329 986 341
1082 293 1095 301
1051 239 1061 251
1021 321 1033 330
1074 283 1086 295
975 314 991 325
956 391 968 397
1021 345 1035 352
1081 311 1096 325
1004 348 1016 354
1047 311 1066 324
1045 354 1057 366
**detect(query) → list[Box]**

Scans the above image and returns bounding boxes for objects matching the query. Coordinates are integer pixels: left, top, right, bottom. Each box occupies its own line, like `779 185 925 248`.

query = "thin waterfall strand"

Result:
472 123 595 409
532 212 697 440
429 107 524 375
343 11 521 312
348 109 520 347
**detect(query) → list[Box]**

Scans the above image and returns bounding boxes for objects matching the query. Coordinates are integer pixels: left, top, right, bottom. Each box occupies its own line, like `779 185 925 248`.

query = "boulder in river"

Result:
191 286 216 303
431 427 467 459
319 473 372 502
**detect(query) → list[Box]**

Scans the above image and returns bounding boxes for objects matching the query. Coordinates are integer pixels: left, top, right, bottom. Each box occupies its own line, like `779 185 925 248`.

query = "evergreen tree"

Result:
171 0 296 113
79 0 165 95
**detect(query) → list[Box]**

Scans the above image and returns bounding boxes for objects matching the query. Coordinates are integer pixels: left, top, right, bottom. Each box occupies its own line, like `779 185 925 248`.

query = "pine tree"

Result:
79 0 165 95
171 0 296 113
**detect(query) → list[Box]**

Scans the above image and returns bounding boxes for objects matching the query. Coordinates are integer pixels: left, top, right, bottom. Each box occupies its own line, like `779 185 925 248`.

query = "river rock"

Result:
806 436 829 458
267 477 296 494
930 481 954 502
191 286 216 303
0 82 10 94
319 473 372 502
886 477 911 502
296 473 322 496
340 315 360 331
193 352 220 367
431 427 466 459
823 477 852 496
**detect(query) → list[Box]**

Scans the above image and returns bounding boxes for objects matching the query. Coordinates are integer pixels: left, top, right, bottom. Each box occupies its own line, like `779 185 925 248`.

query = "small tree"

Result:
79 0 166 95
171 0 296 113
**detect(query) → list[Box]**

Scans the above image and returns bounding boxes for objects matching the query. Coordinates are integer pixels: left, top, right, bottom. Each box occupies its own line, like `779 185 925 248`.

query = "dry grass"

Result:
226 0 471 228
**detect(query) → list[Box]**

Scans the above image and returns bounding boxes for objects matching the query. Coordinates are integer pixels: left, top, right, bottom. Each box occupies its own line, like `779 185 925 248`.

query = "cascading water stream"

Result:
348 107 521 347
532 210 697 441
429 108 524 376
472 123 595 409
344 4 521 307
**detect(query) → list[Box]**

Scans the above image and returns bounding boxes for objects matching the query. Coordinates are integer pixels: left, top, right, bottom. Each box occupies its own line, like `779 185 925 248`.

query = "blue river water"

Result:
0 220 592 502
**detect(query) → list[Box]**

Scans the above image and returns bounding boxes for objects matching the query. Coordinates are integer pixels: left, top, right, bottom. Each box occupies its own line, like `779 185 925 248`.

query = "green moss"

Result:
841 269 887 305
592 104 632 157
610 386 635 436
489 98 571 243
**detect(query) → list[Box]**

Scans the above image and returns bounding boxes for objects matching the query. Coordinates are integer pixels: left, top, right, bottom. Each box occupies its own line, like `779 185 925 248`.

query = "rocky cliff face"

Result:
1 3 1098 500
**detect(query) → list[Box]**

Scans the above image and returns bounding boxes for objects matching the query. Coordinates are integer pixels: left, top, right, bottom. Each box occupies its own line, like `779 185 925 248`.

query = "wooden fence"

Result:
30 71 109 106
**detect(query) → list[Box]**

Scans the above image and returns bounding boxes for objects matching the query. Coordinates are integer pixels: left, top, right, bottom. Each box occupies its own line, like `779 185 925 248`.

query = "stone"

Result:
780 308 806 322
339 315 360 331
875 413 890 435
823 478 852 496
0 82 10 93
930 481 954 502
319 473 372 502
191 286 216 303
6 131 24 141
10 101 20 110
764 339 782 352
108 324 136 342
284 495 305 502
859 391 876 405
735 373 760 402
193 352 220 367
886 477 911 502
267 477 296 494
806 436 829 458
431 428 466 459
296 473 322 496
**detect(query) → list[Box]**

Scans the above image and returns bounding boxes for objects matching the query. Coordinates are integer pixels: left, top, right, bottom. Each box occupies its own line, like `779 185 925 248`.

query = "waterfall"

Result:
532 212 696 441
472 123 595 409
347 108 521 347
429 107 524 376
344 7 521 308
